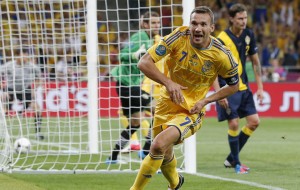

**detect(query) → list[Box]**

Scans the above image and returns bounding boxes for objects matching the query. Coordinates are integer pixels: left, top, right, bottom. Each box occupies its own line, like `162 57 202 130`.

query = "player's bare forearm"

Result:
250 53 263 90
212 77 221 91
138 53 169 86
212 77 229 109
190 83 238 114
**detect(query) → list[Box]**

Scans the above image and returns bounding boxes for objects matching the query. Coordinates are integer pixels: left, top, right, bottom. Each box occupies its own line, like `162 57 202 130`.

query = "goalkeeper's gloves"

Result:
132 44 146 60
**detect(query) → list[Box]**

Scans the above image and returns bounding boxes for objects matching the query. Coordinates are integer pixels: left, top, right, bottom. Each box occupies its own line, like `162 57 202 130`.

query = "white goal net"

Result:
0 0 191 173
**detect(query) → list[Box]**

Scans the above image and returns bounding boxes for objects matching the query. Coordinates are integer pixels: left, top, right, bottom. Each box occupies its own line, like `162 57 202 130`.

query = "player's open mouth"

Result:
194 34 203 40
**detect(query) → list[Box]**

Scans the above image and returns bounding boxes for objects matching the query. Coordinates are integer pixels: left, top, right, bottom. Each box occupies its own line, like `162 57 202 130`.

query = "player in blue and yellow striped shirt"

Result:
130 6 239 190
213 3 264 174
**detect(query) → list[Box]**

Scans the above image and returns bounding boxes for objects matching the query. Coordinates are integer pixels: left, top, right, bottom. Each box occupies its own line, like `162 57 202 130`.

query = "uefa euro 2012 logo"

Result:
155 45 166 56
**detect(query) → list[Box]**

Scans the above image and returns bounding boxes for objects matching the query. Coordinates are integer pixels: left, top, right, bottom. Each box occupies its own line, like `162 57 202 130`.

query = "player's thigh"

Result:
159 113 204 145
216 92 243 121
151 126 179 155
238 90 257 118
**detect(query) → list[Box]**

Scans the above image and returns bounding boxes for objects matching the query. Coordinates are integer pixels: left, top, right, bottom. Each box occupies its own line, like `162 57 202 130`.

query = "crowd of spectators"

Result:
197 0 300 82
0 0 299 83
0 1 87 82
99 0 300 82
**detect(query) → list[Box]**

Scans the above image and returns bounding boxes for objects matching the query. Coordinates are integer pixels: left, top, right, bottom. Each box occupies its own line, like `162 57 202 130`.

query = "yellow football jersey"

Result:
141 58 166 99
147 26 238 114
141 34 168 99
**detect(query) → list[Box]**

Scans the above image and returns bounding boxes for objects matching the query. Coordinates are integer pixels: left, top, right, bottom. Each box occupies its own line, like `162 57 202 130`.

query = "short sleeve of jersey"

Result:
148 26 188 63
217 48 239 86
248 29 258 56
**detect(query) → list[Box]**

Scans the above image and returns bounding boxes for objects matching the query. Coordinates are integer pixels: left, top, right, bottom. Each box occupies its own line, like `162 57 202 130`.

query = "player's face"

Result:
230 11 247 31
149 16 161 37
17 52 30 65
189 13 214 48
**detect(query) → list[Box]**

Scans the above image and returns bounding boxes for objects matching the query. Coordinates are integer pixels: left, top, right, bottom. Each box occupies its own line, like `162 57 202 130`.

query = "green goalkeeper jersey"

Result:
111 30 153 86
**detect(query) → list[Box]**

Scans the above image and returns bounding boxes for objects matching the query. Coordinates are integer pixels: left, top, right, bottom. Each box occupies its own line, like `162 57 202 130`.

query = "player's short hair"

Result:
228 3 247 18
142 11 160 25
190 6 215 24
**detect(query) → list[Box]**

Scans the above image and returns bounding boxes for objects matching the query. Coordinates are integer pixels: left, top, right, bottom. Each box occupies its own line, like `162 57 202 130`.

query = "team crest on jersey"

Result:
202 60 213 74
245 35 250 45
155 45 166 56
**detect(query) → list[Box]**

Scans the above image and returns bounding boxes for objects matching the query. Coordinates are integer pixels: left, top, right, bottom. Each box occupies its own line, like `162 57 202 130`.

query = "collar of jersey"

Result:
191 37 213 50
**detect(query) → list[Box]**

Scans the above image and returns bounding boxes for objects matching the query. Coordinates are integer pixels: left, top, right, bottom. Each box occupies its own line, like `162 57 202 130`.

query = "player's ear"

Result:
229 16 234 25
210 23 215 33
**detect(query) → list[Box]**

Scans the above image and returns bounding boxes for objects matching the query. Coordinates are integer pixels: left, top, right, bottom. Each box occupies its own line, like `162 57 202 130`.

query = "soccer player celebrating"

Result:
213 3 264 174
107 11 161 163
0 48 44 140
130 6 239 190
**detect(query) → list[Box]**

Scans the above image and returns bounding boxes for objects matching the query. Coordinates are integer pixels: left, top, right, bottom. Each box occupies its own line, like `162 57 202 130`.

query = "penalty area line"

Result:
194 172 286 190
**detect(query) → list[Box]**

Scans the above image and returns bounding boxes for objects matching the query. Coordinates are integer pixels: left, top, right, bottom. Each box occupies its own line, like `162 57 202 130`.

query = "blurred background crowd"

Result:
1 0 299 83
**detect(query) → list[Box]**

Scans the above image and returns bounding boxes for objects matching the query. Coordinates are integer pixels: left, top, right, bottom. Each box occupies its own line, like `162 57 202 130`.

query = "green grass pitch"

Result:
1 117 299 190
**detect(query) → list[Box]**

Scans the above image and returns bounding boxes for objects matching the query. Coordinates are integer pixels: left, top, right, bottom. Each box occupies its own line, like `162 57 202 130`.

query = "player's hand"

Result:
217 98 228 109
165 80 187 104
190 100 206 114
256 89 264 104
132 44 147 60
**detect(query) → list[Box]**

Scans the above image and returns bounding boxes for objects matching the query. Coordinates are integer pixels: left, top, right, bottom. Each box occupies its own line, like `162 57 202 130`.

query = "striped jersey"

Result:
217 28 258 91
148 26 238 112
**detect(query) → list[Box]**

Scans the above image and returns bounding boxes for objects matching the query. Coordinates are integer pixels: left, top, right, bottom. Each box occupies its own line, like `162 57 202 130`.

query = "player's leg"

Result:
107 85 148 162
225 114 259 172
25 88 44 140
119 112 141 153
107 111 141 162
226 118 242 167
237 90 260 153
138 119 151 158
130 126 179 190
160 149 180 189
161 147 185 190
138 96 156 159
131 112 202 190
225 90 258 172
216 97 240 168
239 113 260 153
237 89 260 153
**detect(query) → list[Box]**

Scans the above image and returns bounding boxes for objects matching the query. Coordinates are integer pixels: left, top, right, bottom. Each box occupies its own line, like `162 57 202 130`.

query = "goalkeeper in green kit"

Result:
107 11 161 163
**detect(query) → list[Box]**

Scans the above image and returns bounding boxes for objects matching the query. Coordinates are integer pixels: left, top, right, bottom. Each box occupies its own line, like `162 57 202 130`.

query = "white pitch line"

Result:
194 172 286 190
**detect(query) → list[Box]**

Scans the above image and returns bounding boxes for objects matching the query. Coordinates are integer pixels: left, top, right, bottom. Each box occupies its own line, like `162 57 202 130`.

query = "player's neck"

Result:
229 27 243 37
191 37 212 50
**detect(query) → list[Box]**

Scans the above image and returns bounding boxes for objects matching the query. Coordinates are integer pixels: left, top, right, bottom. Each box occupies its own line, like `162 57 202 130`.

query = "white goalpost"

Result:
0 0 196 174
